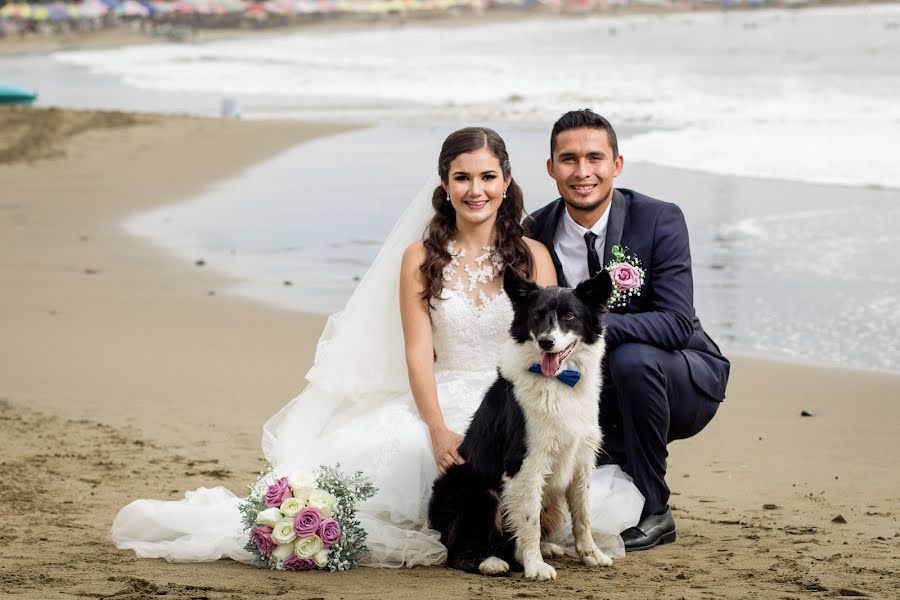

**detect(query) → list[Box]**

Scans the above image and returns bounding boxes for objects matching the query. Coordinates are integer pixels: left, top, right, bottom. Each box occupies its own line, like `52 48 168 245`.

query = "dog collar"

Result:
527 364 581 388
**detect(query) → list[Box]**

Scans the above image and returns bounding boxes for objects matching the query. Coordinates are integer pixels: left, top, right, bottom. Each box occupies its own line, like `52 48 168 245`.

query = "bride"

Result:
111 127 644 568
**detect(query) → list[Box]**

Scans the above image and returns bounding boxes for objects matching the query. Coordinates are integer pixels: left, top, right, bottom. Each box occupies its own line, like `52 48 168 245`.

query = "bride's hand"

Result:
429 426 465 475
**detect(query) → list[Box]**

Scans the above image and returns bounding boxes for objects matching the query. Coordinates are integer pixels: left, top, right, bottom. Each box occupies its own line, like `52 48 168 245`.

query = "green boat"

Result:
0 83 38 105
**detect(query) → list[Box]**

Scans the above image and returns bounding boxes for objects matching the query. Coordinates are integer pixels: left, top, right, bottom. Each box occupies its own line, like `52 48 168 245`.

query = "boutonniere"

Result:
605 245 645 308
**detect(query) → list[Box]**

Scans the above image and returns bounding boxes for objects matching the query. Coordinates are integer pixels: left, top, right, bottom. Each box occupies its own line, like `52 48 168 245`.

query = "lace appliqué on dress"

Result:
442 240 504 309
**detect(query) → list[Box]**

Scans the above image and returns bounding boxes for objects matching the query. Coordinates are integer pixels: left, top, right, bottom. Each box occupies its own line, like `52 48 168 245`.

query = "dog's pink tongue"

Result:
541 352 561 377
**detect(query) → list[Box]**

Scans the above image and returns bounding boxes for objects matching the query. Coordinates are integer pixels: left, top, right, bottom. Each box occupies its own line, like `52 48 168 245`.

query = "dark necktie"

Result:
584 231 602 278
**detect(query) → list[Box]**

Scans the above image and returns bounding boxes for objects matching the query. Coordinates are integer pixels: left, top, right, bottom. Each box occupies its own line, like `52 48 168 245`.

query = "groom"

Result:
525 109 730 552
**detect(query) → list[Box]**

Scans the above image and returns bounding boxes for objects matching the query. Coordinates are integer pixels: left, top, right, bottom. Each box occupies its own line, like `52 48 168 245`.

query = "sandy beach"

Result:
2 107 899 599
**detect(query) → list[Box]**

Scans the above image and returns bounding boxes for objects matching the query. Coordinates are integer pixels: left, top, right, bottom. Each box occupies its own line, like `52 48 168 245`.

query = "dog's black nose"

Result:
538 338 555 351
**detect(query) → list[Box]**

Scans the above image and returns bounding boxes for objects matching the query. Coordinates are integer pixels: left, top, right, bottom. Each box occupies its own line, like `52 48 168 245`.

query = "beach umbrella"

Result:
1 3 33 18
291 0 321 14
217 0 246 13
135 0 162 14
184 0 212 13
47 2 70 20
171 0 196 14
182 0 231 13
149 1 174 13
78 0 109 17
202 0 228 15
205 0 247 14
116 0 151 16
31 5 50 20
263 0 292 13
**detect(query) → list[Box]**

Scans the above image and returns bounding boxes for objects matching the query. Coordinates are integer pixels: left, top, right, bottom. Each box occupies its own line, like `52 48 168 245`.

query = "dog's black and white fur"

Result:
428 267 614 581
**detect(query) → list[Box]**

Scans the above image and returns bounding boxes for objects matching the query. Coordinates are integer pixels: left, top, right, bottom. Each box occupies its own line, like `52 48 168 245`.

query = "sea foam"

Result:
53 5 900 191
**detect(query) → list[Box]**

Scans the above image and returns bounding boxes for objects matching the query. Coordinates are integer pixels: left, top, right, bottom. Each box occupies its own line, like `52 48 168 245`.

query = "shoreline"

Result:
1 106 360 464
2 107 899 597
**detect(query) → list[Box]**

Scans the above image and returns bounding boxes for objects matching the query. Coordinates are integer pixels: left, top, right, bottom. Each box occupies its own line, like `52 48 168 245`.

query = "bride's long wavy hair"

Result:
421 127 533 305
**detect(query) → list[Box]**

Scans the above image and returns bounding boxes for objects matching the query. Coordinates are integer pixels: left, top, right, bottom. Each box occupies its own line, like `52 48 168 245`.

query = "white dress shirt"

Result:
554 202 611 286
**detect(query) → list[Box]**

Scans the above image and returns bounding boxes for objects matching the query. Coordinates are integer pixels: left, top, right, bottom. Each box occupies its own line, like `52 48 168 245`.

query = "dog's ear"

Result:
503 266 538 305
574 269 613 310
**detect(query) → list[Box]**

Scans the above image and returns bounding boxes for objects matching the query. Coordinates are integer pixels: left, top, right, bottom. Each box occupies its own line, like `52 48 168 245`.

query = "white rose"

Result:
288 471 316 502
313 548 330 568
271 518 297 545
307 489 337 518
271 543 294 562
295 534 324 558
280 497 304 518
256 507 284 528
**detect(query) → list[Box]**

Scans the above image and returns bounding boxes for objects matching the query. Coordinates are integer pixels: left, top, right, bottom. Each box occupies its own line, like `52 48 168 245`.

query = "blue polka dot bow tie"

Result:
527 364 581 387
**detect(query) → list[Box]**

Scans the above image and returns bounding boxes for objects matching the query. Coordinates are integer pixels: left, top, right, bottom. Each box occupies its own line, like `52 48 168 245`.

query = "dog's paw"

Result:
577 542 613 568
540 542 566 558
524 559 557 581
478 556 510 576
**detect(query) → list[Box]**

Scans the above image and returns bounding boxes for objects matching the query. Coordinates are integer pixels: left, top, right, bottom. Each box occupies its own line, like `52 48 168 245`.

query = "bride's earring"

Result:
503 189 507 199
446 193 450 202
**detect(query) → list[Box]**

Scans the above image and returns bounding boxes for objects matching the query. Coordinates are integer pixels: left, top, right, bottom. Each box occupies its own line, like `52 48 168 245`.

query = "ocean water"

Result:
10 5 900 372
124 124 900 374
49 5 900 189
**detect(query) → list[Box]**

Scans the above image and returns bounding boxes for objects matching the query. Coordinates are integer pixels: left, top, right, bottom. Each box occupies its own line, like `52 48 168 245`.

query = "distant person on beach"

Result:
525 109 730 552
111 126 644 567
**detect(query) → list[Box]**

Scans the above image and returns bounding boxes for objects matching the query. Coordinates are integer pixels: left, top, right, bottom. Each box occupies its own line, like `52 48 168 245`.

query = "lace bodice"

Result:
431 241 513 375
431 289 513 375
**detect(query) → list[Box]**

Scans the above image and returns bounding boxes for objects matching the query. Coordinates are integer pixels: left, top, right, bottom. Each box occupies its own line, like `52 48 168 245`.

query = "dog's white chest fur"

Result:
499 338 605 498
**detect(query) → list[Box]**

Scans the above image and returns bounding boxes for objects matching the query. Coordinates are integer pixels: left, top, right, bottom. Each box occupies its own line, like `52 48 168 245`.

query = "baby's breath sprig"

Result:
605 245 645 309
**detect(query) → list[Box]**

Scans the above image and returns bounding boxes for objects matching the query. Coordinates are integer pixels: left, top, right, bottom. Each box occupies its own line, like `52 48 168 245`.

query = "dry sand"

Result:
1 107 899 599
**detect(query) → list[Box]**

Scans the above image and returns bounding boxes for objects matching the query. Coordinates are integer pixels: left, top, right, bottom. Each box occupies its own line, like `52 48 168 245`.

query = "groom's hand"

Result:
429 426 465 475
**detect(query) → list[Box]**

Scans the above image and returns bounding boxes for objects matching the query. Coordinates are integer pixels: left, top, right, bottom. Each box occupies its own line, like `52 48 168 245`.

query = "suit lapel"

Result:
602 189 627 265
536 199 569 287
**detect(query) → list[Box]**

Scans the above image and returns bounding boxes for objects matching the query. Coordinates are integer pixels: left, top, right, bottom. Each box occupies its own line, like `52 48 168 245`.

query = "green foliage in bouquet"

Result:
315 465 377 571
239 464 376 572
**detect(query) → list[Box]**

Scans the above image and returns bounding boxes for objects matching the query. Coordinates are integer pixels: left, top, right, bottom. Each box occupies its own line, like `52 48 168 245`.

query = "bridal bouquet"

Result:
239 465 376 571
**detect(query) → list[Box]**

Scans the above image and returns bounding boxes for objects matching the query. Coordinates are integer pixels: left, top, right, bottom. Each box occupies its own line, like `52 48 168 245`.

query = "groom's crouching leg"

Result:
605 343 674 517
606 342 718 518
605 342 720 551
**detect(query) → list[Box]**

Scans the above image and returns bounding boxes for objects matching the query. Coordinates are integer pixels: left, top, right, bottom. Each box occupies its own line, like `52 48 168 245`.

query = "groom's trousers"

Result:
597 342 720 519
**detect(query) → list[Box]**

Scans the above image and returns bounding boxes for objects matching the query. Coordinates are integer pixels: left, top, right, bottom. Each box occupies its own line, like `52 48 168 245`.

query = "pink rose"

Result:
283 555 316 571
251 526 275 556
611 263 641 291
265 477 293 508
318 518 341 547
293 506 322 537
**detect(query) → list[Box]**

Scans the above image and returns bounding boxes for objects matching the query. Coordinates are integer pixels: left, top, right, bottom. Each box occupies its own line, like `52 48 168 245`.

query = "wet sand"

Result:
1 107 898 599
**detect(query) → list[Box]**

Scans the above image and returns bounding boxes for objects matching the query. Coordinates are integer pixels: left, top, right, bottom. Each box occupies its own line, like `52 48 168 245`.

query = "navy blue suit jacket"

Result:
525 188 730 402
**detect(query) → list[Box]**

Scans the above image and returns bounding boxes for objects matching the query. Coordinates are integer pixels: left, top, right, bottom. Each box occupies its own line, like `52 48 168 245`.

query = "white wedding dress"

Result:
111 180 644 568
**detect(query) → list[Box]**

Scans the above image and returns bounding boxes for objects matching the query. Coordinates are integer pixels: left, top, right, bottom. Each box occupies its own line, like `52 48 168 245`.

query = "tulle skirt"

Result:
111 371 644 566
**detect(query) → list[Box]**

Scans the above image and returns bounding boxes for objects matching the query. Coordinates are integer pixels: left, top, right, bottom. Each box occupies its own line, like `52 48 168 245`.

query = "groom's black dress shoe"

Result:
622 508 676 552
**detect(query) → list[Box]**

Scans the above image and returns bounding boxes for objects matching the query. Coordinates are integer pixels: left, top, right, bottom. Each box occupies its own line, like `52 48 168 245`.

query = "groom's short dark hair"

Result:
550 109 619 159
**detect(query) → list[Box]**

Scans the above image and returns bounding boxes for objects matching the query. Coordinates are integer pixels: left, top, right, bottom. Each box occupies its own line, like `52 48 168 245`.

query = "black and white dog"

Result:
428 267 614 581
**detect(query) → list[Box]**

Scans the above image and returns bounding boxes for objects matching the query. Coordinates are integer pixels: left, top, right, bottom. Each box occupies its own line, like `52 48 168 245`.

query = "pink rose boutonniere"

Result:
605 245 645 308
